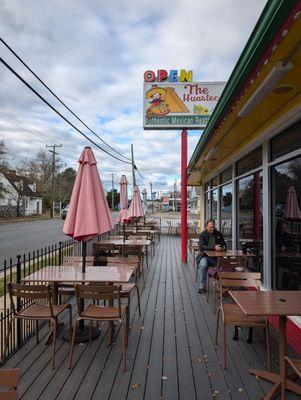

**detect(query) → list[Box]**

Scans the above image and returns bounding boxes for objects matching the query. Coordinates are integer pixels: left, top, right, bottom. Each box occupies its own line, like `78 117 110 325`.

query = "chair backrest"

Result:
62 256 94 266
0 369 20 400
75 284 122 317
106 255 139 264
119 245 142 258
93 243 115 257
218 258 239 272
219 271 261 289
127 235 148 241
8 283 53 316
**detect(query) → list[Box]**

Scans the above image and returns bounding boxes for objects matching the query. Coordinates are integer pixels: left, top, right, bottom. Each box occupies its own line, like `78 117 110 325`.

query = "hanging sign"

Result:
143 69 226 130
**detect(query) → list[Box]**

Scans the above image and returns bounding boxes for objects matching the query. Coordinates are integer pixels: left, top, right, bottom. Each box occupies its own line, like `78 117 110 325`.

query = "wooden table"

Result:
100 239 151 246
205 250 249 258
23 265 134 343
23 265 134 286
229 290 301 400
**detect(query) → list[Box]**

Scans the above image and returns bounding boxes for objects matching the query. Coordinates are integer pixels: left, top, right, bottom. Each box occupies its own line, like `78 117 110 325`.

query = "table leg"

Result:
249 315 300 399
279 316 286 400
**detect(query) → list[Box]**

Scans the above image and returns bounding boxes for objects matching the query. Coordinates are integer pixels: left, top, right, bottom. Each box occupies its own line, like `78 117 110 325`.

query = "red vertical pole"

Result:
181 129 188 263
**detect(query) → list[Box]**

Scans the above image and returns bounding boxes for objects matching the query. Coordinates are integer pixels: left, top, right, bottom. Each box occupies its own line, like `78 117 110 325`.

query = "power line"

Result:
0 56 132 165
0 37 132 162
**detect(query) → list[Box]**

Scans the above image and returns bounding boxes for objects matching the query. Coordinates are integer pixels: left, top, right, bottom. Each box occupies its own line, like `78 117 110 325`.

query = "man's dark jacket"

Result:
196 229 227 264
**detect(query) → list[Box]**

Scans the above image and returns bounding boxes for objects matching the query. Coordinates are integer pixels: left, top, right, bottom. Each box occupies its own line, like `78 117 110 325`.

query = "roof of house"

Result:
188 0 299 170
2 171 43 198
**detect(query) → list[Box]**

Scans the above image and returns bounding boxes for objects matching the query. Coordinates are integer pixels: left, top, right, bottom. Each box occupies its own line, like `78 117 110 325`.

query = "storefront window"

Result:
272 156 301 290
271 122 301 161
221 184 232 249
211 189 218 221
236 147 262 176
237 172 263 272
220 166 232 184
211 176 219 188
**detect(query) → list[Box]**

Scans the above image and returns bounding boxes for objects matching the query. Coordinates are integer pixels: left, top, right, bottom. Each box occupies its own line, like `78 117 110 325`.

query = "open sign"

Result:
144 69 193 83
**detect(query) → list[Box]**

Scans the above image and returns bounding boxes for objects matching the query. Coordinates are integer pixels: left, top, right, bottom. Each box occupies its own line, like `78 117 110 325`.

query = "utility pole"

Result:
46 144 62 218
150 181 154 213
110 173 115 210
131 144 136 189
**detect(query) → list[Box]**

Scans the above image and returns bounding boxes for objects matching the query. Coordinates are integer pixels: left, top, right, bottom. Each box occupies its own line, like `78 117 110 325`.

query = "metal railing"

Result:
0 238 82 362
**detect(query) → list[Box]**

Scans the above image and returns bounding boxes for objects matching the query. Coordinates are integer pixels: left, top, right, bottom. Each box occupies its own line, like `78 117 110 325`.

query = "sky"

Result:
0 0 266 196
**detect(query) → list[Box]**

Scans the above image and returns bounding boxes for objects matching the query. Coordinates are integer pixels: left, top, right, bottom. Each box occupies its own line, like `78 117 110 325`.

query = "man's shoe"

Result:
198 287 207 294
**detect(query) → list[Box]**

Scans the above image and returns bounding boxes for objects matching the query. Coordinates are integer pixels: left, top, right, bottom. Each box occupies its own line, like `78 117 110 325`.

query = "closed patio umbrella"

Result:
63 147 114 340
63 147 114 272
284 186 301 220
117 175 129 241
117 175 129 224
127 186 144 223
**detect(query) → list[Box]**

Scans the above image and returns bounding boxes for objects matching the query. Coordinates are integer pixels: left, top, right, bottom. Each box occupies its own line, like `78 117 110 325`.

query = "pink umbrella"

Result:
284 186 301 220
64 147 114 272
127 186 144 221
117 175 129 224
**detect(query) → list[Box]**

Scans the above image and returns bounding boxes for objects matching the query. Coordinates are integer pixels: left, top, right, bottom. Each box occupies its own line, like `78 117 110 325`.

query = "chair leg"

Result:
206 274 210 303
265 324 271 371
122 321 127 371
215 307 220 345
141 263 145 288
126 296 131 332
68 305 72 332
2 318 14 364
68 319 79 369
136 286 141 317
89 321 92 345
222 323 227 369
213 283 217 314
36 320 39 344
51 319 57 370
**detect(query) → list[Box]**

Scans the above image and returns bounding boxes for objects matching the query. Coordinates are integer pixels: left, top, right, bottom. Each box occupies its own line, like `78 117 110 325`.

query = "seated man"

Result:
197 219 227 294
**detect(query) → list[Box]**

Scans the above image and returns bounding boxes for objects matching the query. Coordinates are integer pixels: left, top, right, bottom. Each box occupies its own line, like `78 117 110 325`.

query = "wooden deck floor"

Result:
2 236 300 399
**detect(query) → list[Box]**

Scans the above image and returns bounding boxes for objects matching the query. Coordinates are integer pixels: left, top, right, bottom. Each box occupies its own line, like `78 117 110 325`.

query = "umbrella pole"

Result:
80 241 87 331
82 241 87 273
123 224 126 243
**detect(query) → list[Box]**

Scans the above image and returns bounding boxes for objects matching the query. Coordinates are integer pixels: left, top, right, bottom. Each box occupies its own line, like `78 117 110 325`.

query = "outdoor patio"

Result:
1 235 299 400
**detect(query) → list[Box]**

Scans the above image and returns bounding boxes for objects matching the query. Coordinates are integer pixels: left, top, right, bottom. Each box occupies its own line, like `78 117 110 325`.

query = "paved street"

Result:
0 212 118 268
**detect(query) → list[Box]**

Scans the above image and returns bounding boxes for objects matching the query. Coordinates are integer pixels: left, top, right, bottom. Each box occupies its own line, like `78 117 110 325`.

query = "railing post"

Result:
16 254 22 348
58 241 63 265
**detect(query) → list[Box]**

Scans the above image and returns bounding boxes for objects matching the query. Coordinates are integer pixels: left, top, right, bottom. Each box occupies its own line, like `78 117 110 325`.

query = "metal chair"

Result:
106 256 141 333
3 283 72 369
69 284 127 371
215 272 271 370
206 258 239 313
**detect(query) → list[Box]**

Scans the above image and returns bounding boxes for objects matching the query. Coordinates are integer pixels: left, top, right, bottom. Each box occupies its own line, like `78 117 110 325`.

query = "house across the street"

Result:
0 170 43 217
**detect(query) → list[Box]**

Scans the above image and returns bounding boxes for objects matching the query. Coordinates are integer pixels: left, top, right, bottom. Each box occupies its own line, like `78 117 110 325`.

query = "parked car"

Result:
61 204 69 220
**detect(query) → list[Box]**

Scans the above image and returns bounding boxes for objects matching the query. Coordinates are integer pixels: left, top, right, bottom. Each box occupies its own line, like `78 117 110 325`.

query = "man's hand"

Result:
215 245 222 251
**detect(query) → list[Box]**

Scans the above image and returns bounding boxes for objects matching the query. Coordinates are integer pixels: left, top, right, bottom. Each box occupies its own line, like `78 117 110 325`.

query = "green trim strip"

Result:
189 0 298 168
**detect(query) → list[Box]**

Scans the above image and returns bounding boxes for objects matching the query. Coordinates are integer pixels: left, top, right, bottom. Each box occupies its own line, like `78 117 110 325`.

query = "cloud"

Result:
0 0 266 194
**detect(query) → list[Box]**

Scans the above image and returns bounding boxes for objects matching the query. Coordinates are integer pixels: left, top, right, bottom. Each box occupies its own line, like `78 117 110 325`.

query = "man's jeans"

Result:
199 257 216 288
